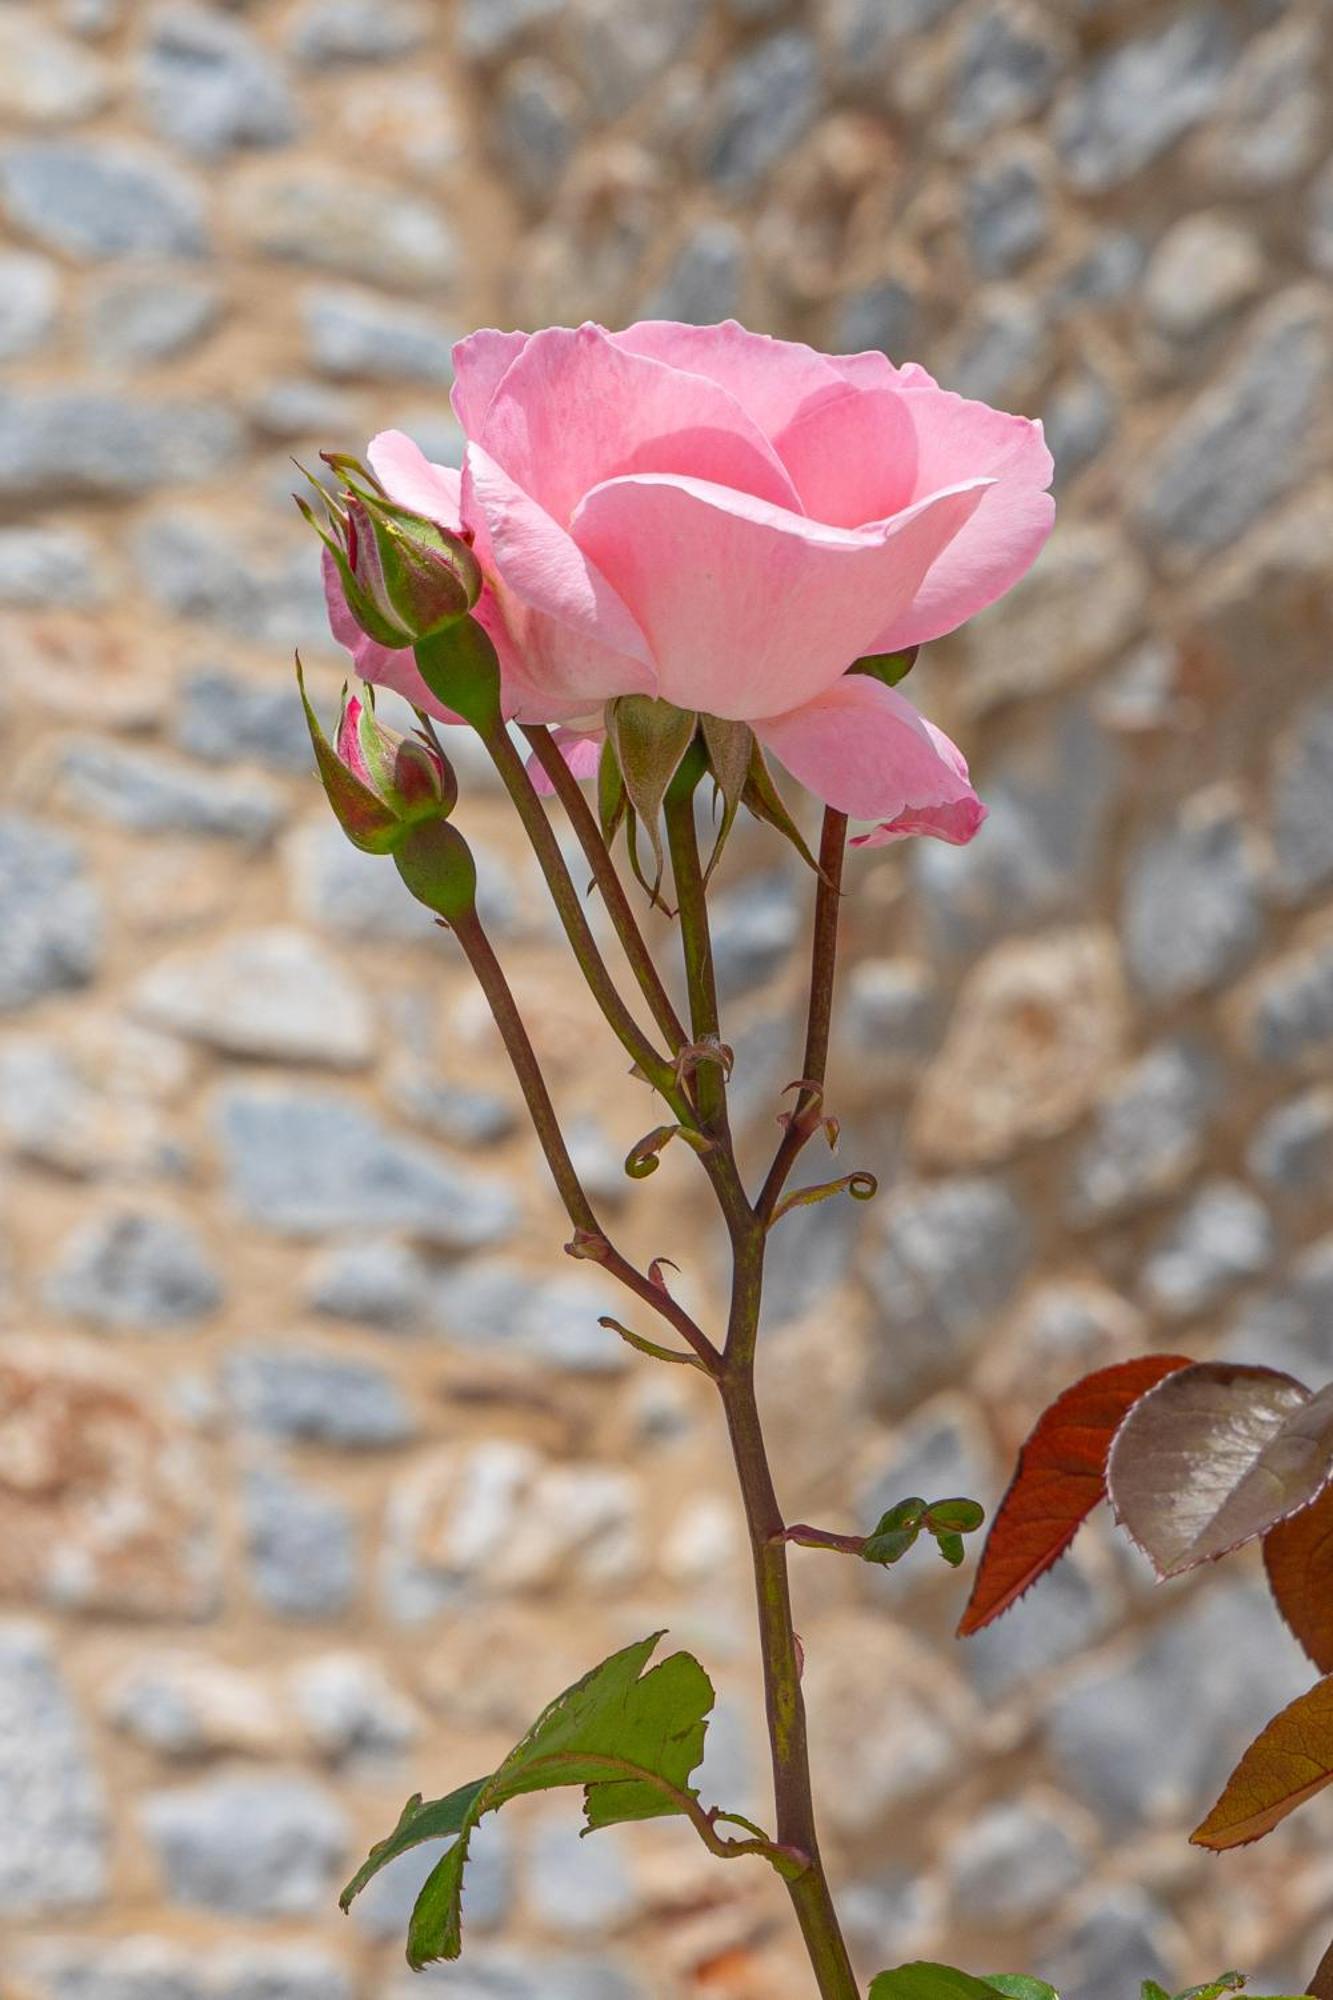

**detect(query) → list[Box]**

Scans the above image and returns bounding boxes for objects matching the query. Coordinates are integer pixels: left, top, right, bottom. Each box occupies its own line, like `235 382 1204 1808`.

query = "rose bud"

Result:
297 466 481 650
297 661 457 855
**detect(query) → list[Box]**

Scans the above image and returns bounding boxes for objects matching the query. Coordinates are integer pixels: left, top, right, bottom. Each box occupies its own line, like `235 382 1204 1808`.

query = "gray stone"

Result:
244 1461 358 1618
384 1948 643 2000
1123 789 1263 1001
1312 157 1333 277
646 222 744 326
914 703 1118 952
431 1258 630 1373
303 285 455 383
1193 21 1324 192
0 140 206 259
175 667 315 774
948 1798 1086 1923
227 163 457 291
861 1395 994 1528
291 1653 420 1763
946 288 1046 403
1139 290 1328 560
762 1190 864 1330
0 252 59 362
1271 695 1333 899
457 0 563 62
307 1238 432 1330
1042 368 1116 485
964 143 1049 276
136 513 329 654
865 1177 1031 1407
821 0 962 84
0 12 110 123
140 5 297 158
393 1064 519 1148
948 5 1064 143
0 817 101 1014
832 278 917 360
133 928 374 1067
1141 212 1265 340
1067 1038 1218 1224
84 271 222 367
226 1345 413 1447
1055 5 1238 191
285 822 441 941
1140 1179 1274 1318
1051 229 1146 310
565 0 705 118
46 1209 223 1331
0 391 244 503
843 958 938 1074
106 1656 282 1761
0 526 103 608
142 1774 347 1914
350 1815 512 1941
0 1621 106 1914
498 59 582 202
528 1813 637 1934
215 1947 354 2000
964 1556 1114 1700
710 868 802 1000
1224 1235 1333 1382
249 375 356 439
1248 1087 1333 1201
703 31 821 192
9 1936 206 2000
1039 1889 1174 2000
1048 1583 1310 1832
57 742 283 842
1239 928 1333 1073
290 0 432 65
215 1084 521 1246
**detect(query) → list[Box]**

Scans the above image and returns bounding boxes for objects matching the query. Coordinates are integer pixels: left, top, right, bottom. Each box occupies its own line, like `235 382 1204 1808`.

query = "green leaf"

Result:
1170 1978 1246 2000
338 1779 488 1911
934 1530 967 1567
606 696 698 890
985 1980 1060 2000
870 1965 1025 2000
1142 1986 1172 2000
925 1498 986 1534
345 1634 715 1969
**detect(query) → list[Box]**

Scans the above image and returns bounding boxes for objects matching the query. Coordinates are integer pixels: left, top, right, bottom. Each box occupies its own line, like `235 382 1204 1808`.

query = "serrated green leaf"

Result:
348 1633 715 1969
870 1964 1018 2000
985 1978 1060 2000
339 1779 488 1912
1171 1975 1246 2000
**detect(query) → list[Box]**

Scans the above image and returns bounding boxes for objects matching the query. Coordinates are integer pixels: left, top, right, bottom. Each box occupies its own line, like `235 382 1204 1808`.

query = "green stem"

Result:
756 810 848 1225
448 901 720 1374
520 723 690 1056
720 1226 859 2000
475 716 691 1117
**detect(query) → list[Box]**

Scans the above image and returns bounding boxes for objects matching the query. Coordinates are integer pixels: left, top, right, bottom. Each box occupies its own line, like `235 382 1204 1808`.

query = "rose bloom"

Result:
324 320 1054 846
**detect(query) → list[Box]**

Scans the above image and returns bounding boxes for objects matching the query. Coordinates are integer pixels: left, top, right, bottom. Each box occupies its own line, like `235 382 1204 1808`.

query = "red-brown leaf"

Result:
1265 1476 1333 1673
1191 1672 1333 1849
1108 1364 1333 1579
957 1354 1191 1637
1310 1935 1333 2000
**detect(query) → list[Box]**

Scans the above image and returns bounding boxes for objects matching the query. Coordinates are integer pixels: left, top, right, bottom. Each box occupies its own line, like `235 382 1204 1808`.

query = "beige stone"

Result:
912 927 1128 1167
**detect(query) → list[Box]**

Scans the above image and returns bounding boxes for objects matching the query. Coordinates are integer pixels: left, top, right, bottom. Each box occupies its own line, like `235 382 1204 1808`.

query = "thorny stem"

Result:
448 775 858 1997
520 723 689 1056
448 901 721 1375
756 809 848 1225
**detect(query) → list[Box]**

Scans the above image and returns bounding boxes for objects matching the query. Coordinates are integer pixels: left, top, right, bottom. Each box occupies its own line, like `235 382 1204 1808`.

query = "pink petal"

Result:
610 320 929 439
367 431 463 526
478 322 803 525
451 328 530 436
570 471 990 720
526 725 604 796
753 674 985 845
869 387 1055 652
770 382 919 528
463 442 655 718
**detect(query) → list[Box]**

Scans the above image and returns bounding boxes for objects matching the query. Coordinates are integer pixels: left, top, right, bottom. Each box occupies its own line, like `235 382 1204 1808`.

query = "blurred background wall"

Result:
1 0 1332 1995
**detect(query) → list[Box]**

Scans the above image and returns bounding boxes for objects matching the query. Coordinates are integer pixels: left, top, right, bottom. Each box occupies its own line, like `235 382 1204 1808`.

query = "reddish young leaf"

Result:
1108 1365 1333 1579
1191 1673 1333 1849
1264 1477 1333 1673
1310 1936 1333 2000
957 1354 1190 1637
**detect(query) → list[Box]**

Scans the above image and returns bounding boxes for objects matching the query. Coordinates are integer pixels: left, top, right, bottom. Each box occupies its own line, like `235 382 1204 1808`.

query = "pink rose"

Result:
323 320 1054 846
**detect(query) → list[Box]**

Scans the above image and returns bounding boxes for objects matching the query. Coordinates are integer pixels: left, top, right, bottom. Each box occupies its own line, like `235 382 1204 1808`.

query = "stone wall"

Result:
1 0 1332 1995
